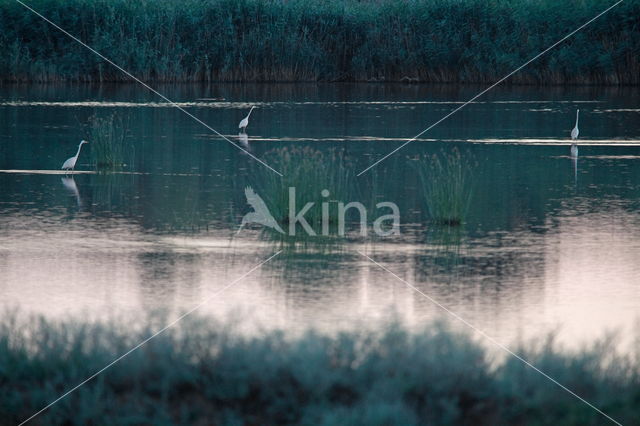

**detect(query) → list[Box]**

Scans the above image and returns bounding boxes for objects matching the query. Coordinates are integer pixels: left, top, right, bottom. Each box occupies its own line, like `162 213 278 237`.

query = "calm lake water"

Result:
1 83 639 350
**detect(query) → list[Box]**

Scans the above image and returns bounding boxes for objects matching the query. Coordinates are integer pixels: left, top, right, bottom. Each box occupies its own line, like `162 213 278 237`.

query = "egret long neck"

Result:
247 106 255 118
575 110 579 127
75 143 85 158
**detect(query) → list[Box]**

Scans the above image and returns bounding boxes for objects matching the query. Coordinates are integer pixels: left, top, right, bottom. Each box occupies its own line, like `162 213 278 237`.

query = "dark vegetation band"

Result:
1 0 638 84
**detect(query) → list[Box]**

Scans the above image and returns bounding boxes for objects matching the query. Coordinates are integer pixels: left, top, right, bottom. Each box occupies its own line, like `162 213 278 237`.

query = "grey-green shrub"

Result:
1 312 639 425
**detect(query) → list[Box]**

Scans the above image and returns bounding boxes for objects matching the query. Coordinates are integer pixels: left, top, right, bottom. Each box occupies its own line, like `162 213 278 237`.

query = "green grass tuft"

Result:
84 113 131 171
416 148 475 226
250 146 356 231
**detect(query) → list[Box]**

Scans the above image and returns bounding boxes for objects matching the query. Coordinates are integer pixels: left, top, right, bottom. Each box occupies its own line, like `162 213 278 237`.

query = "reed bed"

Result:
1 312 639 425
0 0 638 84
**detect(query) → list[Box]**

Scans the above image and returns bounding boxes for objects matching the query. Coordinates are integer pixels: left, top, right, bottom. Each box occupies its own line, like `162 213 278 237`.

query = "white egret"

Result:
62 140 89 171
238 106 255 132
570 109 579 157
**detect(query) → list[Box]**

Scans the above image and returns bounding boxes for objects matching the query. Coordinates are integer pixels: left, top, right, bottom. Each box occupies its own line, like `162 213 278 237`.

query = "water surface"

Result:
1 83 639 350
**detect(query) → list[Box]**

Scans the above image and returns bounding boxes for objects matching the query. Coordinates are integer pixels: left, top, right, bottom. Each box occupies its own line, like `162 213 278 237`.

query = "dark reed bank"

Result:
0 0 638 84
1 313 639 425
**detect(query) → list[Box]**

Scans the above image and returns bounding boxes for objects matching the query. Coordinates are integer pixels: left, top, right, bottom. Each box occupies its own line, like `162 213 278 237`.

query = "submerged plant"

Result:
416 148 474 226
85 113 131 171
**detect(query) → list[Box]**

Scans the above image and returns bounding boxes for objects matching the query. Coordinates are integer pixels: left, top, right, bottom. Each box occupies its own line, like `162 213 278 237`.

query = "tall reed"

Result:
249 146 355 231
84 113 131 171
416 148 474 226
0 0 638 84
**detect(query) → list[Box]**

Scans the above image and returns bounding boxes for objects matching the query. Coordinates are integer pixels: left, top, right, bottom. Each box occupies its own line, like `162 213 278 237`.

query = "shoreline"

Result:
2 81 640 88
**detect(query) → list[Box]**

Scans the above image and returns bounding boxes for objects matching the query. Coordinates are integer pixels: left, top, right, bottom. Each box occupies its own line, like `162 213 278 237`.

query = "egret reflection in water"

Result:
238 132 249 149
61 176 82 207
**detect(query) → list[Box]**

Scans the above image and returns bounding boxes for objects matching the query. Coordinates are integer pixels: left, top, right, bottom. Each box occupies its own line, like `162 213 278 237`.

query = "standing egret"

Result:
238 106 255 133
570 109 579 157
62 140 89 171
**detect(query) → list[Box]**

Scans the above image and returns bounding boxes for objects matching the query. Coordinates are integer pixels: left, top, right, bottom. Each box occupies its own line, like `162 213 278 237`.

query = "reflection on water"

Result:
0 84 639 350
0 99 606 109
237 132 249 149
61 176 81 207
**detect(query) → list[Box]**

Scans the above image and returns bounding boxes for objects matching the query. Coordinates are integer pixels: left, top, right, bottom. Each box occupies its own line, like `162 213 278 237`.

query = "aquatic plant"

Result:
249 146 356 233
416 148 474 226
0 312 638 425
0 0 638 84
85 113 131 171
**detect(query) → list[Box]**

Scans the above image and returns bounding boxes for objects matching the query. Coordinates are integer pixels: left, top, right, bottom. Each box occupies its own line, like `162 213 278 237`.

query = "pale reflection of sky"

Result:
1 203 638 351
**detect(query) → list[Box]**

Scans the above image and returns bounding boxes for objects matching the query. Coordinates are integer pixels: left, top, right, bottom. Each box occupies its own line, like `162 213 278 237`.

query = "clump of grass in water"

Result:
85 113 131 171
416 148 474 226
251 146 355 232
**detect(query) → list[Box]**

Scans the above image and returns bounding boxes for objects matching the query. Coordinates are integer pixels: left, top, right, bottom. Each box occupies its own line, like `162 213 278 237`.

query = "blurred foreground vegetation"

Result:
0 0 638 84
1 312 639 425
